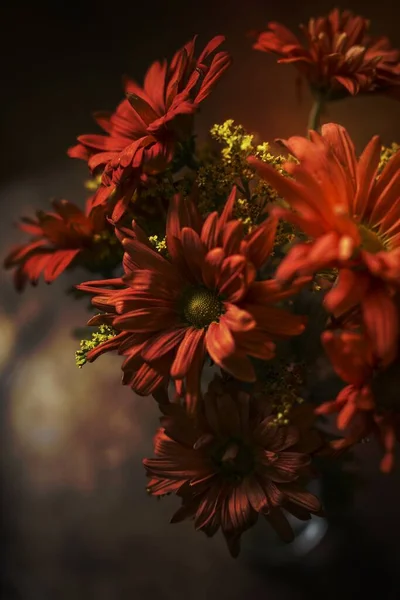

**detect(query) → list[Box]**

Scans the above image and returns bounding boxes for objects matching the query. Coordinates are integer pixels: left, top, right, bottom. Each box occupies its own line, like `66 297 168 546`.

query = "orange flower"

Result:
68 36 231 221
253 8 400 99
4 198 120 290
77 188 307 408
144 375 323 556
249 123 400 366
316 329 400 473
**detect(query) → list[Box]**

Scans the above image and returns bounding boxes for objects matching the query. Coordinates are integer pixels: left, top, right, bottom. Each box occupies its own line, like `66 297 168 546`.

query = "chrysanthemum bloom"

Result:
253 8 400 100
143 375 323 556
77 189 307 407
315 329 400 473
68 36 231 221
4 198 120 290
249 123 400 366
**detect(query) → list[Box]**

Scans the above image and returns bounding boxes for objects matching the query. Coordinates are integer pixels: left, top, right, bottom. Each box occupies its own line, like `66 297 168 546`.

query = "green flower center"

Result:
181 287 224 329
212 439 255 481
358 224 387 254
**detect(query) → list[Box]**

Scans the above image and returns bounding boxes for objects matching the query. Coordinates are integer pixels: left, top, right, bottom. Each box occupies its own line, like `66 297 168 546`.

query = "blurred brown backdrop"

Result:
1 1 400 598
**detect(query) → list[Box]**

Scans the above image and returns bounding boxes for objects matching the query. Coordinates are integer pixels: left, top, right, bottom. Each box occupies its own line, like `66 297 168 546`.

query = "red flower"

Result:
143 375 323 557
249 123 400 366
68 36 231 221
316 329 400 473
253 8 400 99
4 198 120 290
77 188 307 408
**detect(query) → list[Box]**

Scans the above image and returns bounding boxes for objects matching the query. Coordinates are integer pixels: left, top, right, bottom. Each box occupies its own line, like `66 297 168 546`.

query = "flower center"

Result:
212 439 255 481
181 287 224 329
358 224 387 254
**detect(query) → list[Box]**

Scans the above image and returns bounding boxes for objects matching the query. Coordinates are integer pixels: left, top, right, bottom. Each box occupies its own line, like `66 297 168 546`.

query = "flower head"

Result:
316 329 400 473
253 8 400 100
77 188 306 409
143 375 323 556
249 123 400 366
68 36 231 221
4 198 120 290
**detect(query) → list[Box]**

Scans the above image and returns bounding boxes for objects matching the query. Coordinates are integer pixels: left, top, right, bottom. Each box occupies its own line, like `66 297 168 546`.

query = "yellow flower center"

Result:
358 224 387 254
182 287 224 329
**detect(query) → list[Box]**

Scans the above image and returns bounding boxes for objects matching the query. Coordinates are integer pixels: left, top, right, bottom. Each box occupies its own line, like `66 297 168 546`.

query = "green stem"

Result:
307 96 325 135
240 177 252 201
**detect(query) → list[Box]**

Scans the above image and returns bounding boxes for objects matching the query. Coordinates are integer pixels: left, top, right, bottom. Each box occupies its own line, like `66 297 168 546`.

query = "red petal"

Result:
245 216 278 268
362 288 399 366
141 327 187 361
206 322 256 382
200 211 219 249
222 220 244 255
323 268 370 315
201 248 225 289
220 303 256 332
170 327 205 378
43 249 80 282
216 186 237 239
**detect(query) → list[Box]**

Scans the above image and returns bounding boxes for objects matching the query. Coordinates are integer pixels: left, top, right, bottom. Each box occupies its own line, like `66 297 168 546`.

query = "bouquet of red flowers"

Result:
5 8 400 557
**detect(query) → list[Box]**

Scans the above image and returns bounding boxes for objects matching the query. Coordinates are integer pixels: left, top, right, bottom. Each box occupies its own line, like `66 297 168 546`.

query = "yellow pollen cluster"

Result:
149 235 168 256
85 174 103 191
210 120 254 159
75 324 116 368
196 160 233 214
233 198 262 233
257 362 305 426
272 221 297 254
378 143 399 175
93 230 118 245
269 392 304 427
255 142 290 174
196 120 290 227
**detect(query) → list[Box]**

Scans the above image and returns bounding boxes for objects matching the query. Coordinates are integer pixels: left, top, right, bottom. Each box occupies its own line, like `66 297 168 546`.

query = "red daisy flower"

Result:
316 329 400 473
253 8 400 99
4 198 121 290
77 188 307 408
68 36 231 221
143 375 323 557
249 123 400 366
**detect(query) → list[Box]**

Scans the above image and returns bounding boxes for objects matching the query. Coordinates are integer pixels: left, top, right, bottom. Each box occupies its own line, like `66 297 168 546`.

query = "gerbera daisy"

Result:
248 123 400 366
4 198 121 290
252 8 400 100
68 36 231 221
143 374 323 557
77 188 307 408
316 329 400 473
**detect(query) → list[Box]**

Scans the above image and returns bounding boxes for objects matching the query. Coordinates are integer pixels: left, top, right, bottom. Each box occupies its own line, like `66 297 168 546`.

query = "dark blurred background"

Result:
1 1 400 598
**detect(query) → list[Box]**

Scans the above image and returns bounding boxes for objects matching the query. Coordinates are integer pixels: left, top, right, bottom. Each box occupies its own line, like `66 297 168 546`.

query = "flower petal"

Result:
170 327 205 379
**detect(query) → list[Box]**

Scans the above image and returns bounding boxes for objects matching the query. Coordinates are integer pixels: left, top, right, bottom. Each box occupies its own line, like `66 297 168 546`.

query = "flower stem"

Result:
240 177 252 201
307 96 325 135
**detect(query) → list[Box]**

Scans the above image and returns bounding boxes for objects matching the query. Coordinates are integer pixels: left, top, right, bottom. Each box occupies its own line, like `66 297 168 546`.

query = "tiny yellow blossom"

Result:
378 143 399 175
149 235 168 257
197 121 294 221
255 361 306 426
75 324 116 368
85 174 103 191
